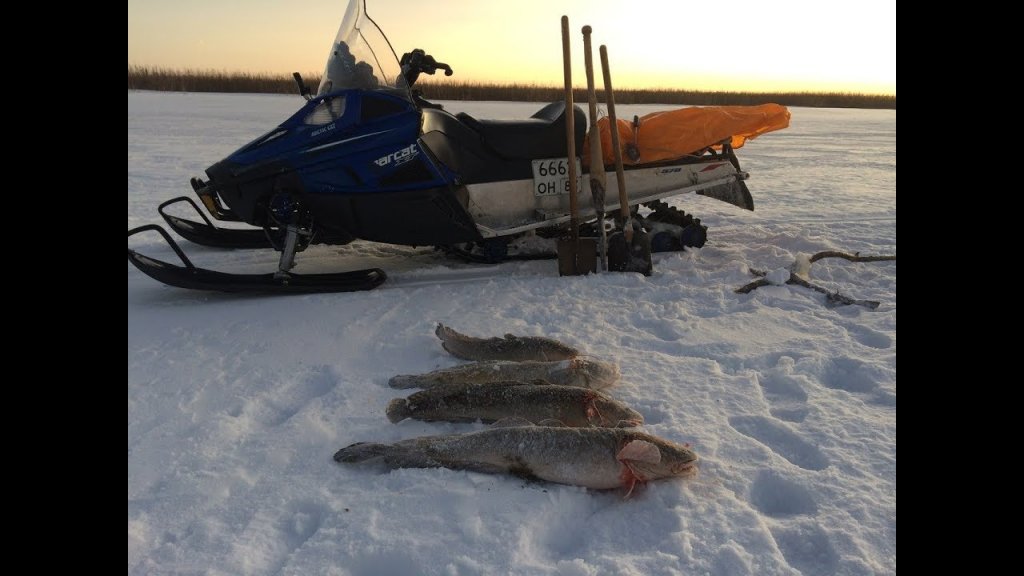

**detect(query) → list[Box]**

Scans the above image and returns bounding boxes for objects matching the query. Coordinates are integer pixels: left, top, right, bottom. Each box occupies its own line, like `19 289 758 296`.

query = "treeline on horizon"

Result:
127 66 896 110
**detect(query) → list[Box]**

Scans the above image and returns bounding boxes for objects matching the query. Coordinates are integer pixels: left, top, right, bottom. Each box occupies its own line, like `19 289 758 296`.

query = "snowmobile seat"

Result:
455 102 586 161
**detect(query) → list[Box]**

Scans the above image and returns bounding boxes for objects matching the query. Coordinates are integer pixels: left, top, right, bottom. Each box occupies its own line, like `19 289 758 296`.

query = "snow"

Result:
128 91 896 575
765 268 791 286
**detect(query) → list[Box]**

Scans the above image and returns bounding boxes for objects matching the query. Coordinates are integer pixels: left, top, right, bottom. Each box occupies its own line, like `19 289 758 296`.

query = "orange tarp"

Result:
583 103 790 166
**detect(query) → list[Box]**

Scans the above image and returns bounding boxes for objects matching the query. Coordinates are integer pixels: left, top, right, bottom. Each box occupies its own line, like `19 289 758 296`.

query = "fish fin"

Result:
618 461 645 499
617 441 661 498
334 442 388 463
386 398 412 423
537 418 567 427
617 440 662 464
435 323 448 339
584 394 603 425
622 474 638 499
491 416 535 428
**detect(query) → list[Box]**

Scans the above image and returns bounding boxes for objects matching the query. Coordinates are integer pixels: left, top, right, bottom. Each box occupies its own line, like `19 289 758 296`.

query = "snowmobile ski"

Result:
128 225 386 294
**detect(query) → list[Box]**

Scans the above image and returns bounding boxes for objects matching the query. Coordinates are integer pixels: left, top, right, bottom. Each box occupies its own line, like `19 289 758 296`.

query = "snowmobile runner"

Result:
127 0 789 293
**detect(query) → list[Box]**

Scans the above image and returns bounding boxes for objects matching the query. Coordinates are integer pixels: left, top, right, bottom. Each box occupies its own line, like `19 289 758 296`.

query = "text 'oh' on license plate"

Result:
532 157 583 197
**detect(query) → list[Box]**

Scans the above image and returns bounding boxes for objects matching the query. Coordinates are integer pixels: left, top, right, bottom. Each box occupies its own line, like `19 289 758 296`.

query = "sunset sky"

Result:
127 0 895 94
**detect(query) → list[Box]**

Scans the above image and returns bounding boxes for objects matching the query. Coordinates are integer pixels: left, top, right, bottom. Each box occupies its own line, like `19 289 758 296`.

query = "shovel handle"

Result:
600 45 632 243
582 27 606 200
561 16 579 241
582 27 599 124
582 25 607 271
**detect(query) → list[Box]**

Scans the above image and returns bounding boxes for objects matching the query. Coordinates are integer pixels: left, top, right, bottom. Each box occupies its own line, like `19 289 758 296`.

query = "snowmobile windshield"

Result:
317 0 407 99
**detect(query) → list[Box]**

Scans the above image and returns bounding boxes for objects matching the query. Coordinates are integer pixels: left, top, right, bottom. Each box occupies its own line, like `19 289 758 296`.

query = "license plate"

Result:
532 157 582 197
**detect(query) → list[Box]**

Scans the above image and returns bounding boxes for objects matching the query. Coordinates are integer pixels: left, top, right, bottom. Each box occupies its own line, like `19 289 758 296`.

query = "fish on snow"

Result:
435 323 579 361
386 381 643 428
388 358 620 390
335 421 698 496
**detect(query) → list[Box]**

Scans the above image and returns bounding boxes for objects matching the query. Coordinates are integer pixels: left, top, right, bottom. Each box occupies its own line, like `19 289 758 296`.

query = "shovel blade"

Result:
557 237 598 276
607 230 652 276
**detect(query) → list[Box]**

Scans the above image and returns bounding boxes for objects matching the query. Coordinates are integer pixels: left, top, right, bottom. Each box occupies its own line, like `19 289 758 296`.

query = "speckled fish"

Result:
334 423 698 495
435 323 579 361
388 359 620 390
385 381 643 427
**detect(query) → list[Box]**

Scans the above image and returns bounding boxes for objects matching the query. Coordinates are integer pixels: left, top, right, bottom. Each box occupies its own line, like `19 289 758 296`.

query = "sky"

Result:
127 0 896 94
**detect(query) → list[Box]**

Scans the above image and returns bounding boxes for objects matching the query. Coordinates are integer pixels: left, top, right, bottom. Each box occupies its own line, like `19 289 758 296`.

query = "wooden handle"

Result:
583 26 598 123
561 16 579 239
600 44 631 242
582 25 606 208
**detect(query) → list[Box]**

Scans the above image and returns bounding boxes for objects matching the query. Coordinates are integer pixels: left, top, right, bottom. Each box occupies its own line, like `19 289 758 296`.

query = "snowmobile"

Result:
127 0 788 293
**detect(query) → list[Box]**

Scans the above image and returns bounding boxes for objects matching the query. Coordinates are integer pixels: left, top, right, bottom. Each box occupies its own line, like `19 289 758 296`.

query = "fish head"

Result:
617 436 699 482
588 396 644 427
658 442 699 479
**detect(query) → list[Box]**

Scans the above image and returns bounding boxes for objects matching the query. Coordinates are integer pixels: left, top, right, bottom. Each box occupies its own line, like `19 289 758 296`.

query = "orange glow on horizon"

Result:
128 0 896 95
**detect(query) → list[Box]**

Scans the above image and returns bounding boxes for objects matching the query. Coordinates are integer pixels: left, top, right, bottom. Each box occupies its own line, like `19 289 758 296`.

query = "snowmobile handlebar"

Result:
399 49 453 86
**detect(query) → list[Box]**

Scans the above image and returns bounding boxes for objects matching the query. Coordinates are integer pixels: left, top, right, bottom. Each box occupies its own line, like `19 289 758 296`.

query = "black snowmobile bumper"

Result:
128 225 386 294
158 197 272 249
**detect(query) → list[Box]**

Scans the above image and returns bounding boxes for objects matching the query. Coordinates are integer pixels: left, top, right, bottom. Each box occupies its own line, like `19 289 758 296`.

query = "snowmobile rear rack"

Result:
158 196 273 249
128 224 386 294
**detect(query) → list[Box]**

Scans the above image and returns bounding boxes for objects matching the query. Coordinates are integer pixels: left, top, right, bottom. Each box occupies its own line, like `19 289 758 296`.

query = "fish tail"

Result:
333 442 389 463
386 398 412 423
435 323 453 340
334 441 440 469
388 375 419 389
435 324 467 358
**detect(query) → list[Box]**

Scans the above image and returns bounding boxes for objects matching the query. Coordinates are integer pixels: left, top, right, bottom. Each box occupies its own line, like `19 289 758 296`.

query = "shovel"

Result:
556 15 597 276
582 25 607 272
600 45 652 276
